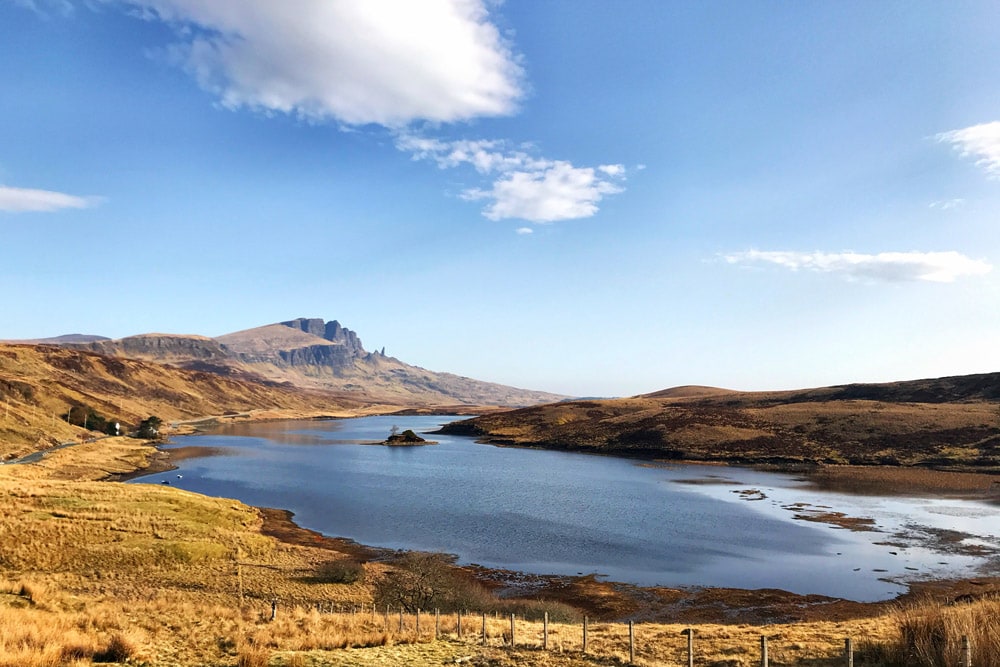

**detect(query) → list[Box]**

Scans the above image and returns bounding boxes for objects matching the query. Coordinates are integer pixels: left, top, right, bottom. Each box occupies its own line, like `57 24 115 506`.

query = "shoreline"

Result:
125 424 1000 623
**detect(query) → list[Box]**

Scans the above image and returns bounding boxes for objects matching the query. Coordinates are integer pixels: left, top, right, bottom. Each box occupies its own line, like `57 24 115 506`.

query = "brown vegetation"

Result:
442 374 1000 472
0 343 377 461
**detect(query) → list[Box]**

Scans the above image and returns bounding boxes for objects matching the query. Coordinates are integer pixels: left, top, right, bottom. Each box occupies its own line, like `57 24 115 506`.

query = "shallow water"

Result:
129 415 1000 601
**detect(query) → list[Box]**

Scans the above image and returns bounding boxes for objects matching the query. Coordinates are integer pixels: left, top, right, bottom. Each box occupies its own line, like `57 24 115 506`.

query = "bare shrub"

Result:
372 552 492 612
313 559 364 584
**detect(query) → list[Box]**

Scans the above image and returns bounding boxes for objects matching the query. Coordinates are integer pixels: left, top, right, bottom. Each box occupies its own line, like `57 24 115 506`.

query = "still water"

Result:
130 415 999 601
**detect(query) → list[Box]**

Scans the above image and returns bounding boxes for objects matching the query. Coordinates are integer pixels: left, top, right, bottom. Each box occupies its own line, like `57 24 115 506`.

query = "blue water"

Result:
129 415 1000 601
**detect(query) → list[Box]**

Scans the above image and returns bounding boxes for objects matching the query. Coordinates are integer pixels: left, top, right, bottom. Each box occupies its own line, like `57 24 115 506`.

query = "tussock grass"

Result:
0 431 992 666
864 596 1000 666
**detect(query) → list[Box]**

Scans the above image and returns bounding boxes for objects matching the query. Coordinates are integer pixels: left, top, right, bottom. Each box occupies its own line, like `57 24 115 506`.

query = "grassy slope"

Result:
1 443 995 666
1 350 999 664
0 454 911 667
0 343 383 460
441 374 1000 470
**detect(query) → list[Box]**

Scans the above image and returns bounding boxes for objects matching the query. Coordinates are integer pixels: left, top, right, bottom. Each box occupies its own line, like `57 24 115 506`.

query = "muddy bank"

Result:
259 505 1000 625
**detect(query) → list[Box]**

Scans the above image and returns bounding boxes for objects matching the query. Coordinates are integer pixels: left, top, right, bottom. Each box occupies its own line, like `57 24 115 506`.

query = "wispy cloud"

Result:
107 0 523 127
397 135 626 222
11 0 73 17
515 227 533 235
723 250 992 283
0 185 103 213
929 198 965 211
936 121 1000 179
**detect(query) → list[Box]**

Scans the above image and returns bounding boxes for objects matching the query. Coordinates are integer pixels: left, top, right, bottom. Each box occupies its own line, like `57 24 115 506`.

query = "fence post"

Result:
628 620 635 664
482 612 487 646
270 599 277 621
416 609 421 635
760 635 768 667
583 616 588 654
686 628 694 667
962 635 971 667
543 611 548 650
398 607 404 633
458 609 462 638
845 637 853 667
510 613 516 648
435 609 440 640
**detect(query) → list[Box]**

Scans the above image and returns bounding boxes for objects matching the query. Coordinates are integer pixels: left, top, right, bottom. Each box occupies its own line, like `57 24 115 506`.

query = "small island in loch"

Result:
382 428 437 446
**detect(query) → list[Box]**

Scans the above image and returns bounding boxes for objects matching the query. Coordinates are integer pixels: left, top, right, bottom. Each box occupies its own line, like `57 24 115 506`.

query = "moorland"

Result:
1 341 999 665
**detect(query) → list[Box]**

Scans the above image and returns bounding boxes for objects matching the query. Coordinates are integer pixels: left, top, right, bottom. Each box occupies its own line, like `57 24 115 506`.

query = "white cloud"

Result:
398 134 627 222
0 185 102 213
464 161 624 222
515 227 533 235
936 121 1000 179
109 0 524 127
723 250 992 283
929 198 965 210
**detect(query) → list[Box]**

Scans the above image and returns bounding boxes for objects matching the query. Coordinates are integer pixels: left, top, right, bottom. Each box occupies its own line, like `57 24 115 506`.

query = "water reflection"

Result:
130 415 1000 601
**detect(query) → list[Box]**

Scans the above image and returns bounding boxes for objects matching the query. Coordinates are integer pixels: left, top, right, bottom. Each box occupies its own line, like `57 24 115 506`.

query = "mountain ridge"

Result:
42 317 566 407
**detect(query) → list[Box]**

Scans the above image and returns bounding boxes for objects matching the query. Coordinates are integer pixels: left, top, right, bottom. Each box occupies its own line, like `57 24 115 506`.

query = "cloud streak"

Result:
109 0 523 127
937 121 1000 179
397 135 626 222
723 250 992 283
0 185 102 213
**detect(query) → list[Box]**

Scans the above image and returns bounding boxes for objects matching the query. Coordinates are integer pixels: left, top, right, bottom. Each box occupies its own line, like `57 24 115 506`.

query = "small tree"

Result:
136 416 162 439
372 552 490 612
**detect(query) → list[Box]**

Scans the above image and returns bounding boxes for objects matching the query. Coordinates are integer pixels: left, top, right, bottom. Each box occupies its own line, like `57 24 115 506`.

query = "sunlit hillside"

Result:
442 375 1000 471
0 343 371 461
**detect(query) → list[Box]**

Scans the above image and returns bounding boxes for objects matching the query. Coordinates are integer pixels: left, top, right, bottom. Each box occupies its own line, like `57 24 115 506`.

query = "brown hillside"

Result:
0 343 371 461
442 374 1000 470
58 318 568 407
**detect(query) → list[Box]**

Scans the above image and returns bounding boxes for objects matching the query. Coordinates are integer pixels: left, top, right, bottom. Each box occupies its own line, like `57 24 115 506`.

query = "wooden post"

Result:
687 628 694 667
510 613 516 648
543 611 548 650
270 600 277 621
845 637 853 667
384 605 389 631
435 609 440 640
457 609 462 638
482 612 487 646
416 608 420 635
582 616 588 654
398 607 404 632
628 620 635 664
760 635 768 667
962 635 971 667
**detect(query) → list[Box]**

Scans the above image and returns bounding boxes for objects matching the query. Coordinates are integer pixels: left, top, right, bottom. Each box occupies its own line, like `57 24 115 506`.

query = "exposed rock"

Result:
42 318 568 408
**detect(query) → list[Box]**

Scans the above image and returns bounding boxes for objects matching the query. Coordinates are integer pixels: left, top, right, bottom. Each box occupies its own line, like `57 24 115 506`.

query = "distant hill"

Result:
56 317 566 408
2 334 110 344
441 375 1000 470
0 343 367 460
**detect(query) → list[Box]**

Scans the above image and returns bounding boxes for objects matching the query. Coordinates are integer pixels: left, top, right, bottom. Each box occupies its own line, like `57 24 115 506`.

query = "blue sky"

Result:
2 0 999 397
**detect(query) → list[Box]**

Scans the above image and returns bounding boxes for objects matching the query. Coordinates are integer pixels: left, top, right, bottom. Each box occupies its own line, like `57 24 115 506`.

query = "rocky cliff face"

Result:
74 334 232 363
280 318 364 355
50 317 568 408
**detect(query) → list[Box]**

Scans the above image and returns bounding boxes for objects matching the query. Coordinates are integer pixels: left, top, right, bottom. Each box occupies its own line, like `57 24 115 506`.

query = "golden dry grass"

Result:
0 343 371 461
0 454 910 667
